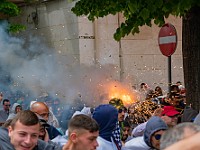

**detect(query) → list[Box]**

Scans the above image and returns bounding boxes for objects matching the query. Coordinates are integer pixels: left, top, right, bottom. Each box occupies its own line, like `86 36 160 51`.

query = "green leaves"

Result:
0 1 20 17
0 0 26 34
71 0 198 41
71 0 125 21
9 23 26 33
139 8 149 20
128 1 138 13
155 0 163 8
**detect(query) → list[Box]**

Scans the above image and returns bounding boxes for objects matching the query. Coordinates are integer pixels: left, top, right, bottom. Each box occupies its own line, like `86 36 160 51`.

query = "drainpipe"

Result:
93 20 97 65
118 13 123 81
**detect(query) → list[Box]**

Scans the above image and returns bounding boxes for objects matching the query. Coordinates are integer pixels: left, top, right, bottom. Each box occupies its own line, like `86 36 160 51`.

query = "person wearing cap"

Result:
109 98 126 125
109 98 126 149
161 106 180 127
123 116 168 150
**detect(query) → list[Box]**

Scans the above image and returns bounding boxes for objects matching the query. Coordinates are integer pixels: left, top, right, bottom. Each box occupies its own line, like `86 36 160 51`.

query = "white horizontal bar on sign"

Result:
159 35 176 44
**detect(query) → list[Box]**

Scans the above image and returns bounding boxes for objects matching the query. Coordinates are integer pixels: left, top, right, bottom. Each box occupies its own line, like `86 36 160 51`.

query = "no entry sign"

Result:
158 23 177 57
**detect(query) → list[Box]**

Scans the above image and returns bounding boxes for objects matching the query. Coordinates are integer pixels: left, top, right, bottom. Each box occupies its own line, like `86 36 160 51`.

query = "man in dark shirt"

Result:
0 99 10 123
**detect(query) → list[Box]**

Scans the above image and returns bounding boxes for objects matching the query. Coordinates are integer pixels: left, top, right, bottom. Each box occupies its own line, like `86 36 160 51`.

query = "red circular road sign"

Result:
158 23 177 57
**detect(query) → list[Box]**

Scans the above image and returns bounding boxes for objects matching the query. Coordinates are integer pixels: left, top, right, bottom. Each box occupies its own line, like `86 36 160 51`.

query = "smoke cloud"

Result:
0 21 136 108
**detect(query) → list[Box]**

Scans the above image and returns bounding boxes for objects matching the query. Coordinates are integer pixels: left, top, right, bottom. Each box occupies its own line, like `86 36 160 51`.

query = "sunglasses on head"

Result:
154 134 162 140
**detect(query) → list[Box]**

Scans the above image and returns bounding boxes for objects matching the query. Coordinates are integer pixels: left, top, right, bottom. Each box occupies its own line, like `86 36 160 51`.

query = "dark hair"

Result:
15 105 22 110
170 84 180 93
123 120 131 128
155 86 163 96
118 106 127 113
140 83 146 88
10 110 39 129
141 83 146 86
68 114 99 134
3 99 10 105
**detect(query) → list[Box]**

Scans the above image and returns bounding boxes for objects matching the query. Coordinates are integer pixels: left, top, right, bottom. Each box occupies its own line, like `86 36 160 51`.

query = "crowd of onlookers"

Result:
1 81 200 150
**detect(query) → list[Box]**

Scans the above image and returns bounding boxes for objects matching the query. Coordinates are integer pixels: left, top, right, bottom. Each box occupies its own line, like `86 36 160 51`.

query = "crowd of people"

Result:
0 81 200 150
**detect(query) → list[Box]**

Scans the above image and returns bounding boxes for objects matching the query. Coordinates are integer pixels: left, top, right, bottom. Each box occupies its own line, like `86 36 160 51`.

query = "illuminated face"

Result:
70 129 99 150
8 120 40 150
151 130 165 150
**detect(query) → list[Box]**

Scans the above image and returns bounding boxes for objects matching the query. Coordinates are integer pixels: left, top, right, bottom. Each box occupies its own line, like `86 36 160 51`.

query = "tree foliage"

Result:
0 0 25 32
72 0 200 41
0 0 20 17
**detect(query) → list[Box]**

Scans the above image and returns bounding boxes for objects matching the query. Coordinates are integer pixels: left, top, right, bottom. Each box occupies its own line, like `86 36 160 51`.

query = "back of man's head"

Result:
160 122 200 149
10 110 39 129
68 114 99 135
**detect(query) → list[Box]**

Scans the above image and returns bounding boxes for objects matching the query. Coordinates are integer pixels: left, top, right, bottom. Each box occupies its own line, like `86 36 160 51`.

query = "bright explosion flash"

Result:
107 82 138 106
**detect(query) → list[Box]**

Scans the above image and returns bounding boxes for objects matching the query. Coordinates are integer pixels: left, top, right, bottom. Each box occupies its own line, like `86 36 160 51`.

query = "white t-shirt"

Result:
123 136 151 150
96 136 118 150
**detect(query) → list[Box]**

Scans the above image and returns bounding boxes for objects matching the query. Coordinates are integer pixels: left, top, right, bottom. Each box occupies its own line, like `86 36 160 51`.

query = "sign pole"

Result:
158 23 177 94
168 56 172 94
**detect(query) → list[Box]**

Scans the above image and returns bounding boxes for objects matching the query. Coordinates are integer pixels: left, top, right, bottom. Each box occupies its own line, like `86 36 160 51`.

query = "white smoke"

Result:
0 21 136 108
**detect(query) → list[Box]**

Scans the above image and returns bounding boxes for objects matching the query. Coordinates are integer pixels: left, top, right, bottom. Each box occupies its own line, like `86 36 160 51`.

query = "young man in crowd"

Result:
124 116 168 150
121 121 131 145
63 114 99 150
161 105 180 128
0 99 10 123
0 110 62 150
7 110 40 150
